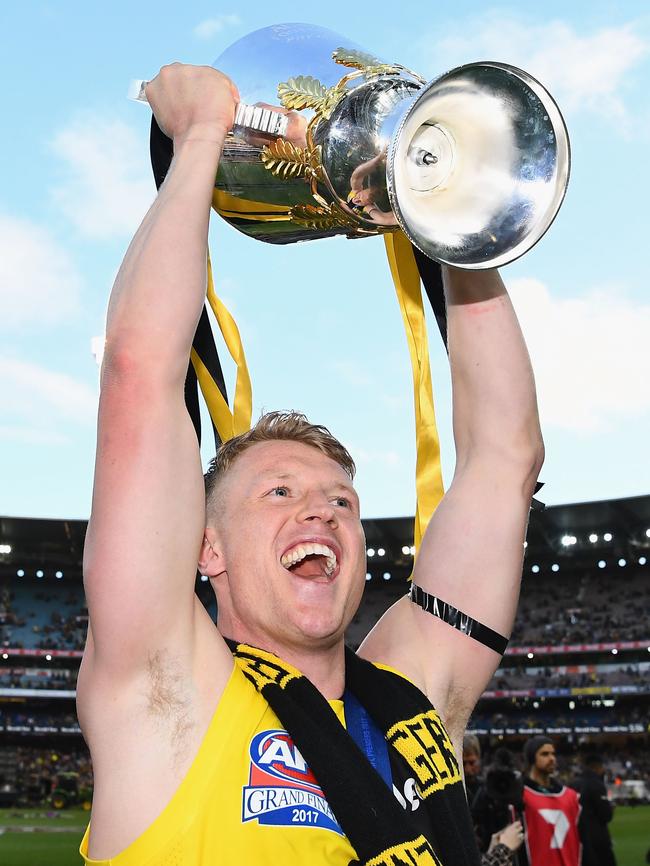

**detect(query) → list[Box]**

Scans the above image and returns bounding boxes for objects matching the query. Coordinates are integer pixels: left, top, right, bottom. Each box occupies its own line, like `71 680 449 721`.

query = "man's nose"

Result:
297 496 338 526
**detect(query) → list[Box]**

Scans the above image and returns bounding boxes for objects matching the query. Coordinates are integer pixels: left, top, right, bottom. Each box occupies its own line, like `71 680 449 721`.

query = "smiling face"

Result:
204 440 367 653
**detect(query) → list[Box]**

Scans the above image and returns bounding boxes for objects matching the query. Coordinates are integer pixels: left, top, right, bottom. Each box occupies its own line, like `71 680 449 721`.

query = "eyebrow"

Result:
259 471 358 498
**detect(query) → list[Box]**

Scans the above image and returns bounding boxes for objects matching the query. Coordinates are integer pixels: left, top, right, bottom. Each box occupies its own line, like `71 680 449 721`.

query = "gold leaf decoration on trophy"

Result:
260 140 324 182
332 47 401 76
289 202 359 231
277 75 345 119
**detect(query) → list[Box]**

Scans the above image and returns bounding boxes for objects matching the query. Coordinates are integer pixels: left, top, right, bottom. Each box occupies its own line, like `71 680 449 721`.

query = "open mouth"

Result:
280 542 338 580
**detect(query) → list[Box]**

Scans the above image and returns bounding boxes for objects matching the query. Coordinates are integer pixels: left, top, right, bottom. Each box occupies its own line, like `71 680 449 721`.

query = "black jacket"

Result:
571 769 616 866
471 773 524 855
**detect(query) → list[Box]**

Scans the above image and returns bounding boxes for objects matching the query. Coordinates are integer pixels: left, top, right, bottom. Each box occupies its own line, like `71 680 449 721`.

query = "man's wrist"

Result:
170 135 225 177
173 122 228 151
441 265 505 304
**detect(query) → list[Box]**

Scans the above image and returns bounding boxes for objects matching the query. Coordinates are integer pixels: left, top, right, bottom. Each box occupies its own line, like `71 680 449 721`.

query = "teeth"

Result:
280 542 338 576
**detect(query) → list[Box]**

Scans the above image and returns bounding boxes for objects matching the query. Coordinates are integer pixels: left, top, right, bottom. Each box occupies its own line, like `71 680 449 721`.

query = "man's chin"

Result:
285 613 346 648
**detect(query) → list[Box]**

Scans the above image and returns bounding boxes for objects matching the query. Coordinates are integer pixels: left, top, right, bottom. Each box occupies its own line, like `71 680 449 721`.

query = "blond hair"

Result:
204 411 355 508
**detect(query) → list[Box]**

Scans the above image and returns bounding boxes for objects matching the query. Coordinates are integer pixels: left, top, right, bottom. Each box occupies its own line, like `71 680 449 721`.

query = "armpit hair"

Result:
146 649 195 766
442 682 476 749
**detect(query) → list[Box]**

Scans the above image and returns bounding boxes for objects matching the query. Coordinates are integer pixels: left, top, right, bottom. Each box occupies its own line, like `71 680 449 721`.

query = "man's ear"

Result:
198 526 227 579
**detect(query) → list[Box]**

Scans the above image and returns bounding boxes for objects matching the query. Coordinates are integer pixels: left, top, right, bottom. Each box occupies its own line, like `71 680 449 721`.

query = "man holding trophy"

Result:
77 49 553 866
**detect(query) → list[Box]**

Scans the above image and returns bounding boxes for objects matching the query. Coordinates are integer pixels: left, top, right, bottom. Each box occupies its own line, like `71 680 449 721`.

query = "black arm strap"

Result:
409 583 509 656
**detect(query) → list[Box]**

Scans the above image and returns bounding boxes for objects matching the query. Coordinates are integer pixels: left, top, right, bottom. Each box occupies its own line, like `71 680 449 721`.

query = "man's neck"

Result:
223 626 347 700
529 768 553 788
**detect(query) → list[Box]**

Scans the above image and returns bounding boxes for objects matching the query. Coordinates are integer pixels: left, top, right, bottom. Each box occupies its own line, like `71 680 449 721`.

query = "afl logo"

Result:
250 729 320 789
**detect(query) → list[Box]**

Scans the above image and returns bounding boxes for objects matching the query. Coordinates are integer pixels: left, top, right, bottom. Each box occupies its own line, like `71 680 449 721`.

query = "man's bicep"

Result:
83 378 206 673
413 465 531 709
361 463 531 724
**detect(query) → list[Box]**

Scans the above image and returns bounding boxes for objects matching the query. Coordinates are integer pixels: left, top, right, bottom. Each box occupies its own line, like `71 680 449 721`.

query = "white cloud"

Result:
509 278 650 433
422 17 648 122
50 116 154 239
1 356 98 428
194 14 240 40
0 212 82 331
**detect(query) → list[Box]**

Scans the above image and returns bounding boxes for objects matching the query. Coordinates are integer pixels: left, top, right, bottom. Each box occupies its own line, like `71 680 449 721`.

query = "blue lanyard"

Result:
343 690 393 790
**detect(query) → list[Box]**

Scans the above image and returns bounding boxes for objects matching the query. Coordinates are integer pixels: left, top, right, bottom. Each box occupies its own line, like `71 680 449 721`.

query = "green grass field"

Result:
0 807 87 866
0 804 648 865
610 804 650 865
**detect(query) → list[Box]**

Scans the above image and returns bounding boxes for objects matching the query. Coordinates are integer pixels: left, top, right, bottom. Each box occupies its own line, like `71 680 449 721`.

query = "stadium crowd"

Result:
0 583 87 651
487 663 650 692
509 571 650 645
470 703 648 733
0 745 93 805
346 569 650 650
1 707 79 729
0 666 76 689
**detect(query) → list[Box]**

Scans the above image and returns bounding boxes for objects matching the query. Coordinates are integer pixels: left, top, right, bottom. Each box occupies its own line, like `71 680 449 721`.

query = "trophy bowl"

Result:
210 23 570 268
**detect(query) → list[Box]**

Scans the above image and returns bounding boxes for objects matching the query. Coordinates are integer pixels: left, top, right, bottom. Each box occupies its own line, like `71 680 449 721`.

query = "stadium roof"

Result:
1 493 649 579
0 516 87 576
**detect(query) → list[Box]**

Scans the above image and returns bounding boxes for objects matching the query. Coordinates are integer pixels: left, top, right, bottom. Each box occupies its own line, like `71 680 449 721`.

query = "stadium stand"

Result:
510 571 650 644
0 494 649 807
0 581 87 650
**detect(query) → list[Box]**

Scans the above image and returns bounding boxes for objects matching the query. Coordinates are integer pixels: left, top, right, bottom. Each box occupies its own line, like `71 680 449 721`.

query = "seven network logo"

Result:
242 729 343 834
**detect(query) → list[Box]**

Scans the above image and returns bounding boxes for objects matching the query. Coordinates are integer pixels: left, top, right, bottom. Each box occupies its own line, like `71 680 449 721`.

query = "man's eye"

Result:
334 497 350 508
271 486 289 497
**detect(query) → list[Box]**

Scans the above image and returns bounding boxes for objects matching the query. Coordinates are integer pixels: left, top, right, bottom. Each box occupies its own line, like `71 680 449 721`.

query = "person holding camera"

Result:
471 747 525 858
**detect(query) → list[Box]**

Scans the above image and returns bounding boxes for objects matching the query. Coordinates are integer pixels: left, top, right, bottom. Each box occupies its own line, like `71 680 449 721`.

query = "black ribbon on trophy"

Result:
141 23 566 548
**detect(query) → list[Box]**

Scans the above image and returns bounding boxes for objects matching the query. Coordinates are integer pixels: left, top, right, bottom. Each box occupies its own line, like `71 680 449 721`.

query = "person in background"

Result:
522 736 581 866
464 733 485 806
572 754 616 866
472 747 524 854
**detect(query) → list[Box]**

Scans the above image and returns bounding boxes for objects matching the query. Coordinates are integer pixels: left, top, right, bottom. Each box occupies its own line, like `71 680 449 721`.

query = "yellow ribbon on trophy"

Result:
384 232 445 555
190 250 253 441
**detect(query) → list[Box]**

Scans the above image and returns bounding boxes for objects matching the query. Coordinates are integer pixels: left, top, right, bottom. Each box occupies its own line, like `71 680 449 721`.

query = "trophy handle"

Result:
232 103 289 138
129 82 289 140
128 79 149 103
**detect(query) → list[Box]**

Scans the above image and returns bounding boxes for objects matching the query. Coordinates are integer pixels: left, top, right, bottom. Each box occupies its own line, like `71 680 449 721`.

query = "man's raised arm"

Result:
81 66 237 679
360 266 544 738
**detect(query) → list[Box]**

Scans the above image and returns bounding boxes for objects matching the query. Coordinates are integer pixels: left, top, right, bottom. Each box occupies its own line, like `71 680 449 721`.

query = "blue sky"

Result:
1 1 649 520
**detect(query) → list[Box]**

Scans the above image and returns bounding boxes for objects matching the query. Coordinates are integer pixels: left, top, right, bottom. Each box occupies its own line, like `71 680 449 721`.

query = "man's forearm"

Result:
103 137 222 385
442 266 543 471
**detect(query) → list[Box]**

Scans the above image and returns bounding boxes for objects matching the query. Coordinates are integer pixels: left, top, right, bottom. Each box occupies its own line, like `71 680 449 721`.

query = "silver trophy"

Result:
133 23 569 268
210 23 570 269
